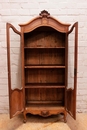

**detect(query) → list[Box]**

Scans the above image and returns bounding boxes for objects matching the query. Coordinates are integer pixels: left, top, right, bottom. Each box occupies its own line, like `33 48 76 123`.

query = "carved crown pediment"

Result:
19 10 71 33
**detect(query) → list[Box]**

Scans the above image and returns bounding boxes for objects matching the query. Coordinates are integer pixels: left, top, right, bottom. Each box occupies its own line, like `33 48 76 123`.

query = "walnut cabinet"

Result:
6 10 78 122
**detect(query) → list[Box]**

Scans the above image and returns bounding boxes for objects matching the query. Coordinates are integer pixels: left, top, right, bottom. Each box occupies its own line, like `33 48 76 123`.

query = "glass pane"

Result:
67 28 75 89
10 28 22 89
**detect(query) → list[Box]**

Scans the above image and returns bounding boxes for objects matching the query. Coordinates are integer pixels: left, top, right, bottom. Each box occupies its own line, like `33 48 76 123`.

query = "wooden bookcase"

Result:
6 10 78 123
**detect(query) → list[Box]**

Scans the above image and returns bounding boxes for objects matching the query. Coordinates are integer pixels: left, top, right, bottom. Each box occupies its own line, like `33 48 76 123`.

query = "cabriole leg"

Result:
64 111 67 123
23 111 27 123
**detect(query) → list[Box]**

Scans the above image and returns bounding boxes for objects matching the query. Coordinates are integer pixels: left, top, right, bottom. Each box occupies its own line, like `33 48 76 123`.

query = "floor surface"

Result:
0 113 87 130
0 114 70 130
67 113 87 130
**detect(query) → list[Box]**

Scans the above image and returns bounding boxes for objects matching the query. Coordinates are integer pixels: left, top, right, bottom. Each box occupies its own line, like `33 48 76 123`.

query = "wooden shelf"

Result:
25 83 65 88
26 100 62 104
25 103 65 112
24 65 65 69
26 103 64 108
24 47 65 49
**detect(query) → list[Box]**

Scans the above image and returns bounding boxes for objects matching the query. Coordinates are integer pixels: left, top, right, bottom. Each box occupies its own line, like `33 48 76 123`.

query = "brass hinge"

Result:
74 68 76 76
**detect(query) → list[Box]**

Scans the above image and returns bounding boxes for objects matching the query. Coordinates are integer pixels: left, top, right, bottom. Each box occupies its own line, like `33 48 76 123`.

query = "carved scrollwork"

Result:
41 110 49 117
39 10 50 18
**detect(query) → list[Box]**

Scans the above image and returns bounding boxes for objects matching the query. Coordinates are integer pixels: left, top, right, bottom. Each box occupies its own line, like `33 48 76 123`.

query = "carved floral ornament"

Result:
39 10 50 18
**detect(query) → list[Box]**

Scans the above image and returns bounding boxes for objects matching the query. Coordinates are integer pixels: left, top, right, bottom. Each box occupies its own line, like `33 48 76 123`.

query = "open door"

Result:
66 22 78 119
6 23 24 118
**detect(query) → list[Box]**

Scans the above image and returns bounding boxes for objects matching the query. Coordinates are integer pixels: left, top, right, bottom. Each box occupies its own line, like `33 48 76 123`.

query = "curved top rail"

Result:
19 10 71 33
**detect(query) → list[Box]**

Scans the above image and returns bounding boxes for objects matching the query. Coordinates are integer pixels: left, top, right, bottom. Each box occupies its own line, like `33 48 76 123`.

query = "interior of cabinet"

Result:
24 26 66 109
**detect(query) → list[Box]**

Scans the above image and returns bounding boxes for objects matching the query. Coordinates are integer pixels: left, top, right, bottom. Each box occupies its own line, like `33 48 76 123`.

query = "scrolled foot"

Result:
23 119 27 123
64 118 67 123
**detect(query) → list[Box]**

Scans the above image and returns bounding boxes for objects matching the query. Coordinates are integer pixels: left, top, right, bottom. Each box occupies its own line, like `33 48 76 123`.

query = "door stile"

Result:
73 22 78 119
20 27 25 110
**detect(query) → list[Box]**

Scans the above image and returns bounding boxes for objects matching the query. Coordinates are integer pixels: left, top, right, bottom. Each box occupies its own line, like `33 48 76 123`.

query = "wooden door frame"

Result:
66 22 78 119
6 23 24 118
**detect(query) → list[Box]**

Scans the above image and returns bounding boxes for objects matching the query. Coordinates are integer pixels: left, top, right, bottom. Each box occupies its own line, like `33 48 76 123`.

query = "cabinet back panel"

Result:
25 88 64 102
25 49 65 65
25 69 65 84
24 27 65 48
